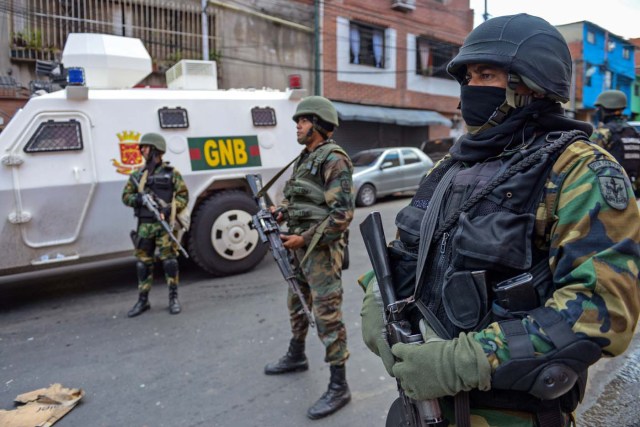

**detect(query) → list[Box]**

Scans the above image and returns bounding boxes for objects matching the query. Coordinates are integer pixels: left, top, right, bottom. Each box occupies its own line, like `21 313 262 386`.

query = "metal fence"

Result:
9 0 215 66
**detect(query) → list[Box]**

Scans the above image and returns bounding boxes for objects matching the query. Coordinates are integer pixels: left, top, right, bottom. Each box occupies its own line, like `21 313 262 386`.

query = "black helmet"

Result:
139 132 166 153
594 90 627 110
447 14 572 103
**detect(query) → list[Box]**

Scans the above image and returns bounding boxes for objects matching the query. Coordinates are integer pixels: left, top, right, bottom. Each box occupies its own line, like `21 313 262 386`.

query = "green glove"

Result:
360 278 396 376
391 321 491 400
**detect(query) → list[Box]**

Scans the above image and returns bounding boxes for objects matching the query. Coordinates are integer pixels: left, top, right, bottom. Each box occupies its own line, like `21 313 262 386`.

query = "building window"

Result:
350 22 385 68
416 37 458 79
585 62 594 87
587 31 595 44
623 47 631 60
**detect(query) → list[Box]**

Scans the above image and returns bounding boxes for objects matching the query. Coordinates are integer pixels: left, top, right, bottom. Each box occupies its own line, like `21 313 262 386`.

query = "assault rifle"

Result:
360 212 448 427
246 174 315 328
129 174 189 258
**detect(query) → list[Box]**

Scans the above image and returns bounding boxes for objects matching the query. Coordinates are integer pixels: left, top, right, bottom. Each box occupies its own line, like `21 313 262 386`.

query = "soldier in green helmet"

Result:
263 96 355 420
590 89 640 197
122 132 189 317
359 14 640 426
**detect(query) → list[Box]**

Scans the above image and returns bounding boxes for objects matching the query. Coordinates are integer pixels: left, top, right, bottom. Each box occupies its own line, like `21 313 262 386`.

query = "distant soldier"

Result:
264 96 355 420
591 89 640 197
122 133 189 317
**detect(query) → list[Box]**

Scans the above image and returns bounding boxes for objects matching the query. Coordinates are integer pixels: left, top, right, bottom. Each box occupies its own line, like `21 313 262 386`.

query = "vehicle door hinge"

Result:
8 211 32 224
1 154 24 166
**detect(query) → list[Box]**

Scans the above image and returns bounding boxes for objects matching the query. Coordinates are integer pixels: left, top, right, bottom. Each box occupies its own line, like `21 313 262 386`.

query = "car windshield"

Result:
352 150 383 167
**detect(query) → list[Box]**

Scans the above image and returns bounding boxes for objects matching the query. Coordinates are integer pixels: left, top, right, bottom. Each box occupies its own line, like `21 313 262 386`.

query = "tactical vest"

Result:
135 165 175 221
284 142 348 234
602 121 640 181
392 132 583 339
392 131 596 421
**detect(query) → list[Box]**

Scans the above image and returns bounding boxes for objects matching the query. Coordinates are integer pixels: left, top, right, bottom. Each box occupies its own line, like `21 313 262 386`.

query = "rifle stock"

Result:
246 174 315 328
360 212 448 427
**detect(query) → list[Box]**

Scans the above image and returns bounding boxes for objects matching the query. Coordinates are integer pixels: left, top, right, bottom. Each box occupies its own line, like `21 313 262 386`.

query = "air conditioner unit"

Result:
166 60 218 90
391 0 416 12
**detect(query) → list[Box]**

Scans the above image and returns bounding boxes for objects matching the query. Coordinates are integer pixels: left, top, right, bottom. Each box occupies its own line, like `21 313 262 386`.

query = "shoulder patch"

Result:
589 159 630 210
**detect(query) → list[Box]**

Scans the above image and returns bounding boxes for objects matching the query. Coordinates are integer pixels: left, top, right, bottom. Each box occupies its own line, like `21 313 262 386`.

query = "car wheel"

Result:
188 191 268 276
356 184 376 207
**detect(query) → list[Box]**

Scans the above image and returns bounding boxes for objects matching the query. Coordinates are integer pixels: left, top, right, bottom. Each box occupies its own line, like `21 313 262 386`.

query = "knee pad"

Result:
136 261 152 282
162 258 179 277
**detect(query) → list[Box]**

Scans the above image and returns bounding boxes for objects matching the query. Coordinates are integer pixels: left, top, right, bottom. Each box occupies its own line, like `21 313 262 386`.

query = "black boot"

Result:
169 285 181 314
307 364 351 420
264 338 309 375
127 292 150 318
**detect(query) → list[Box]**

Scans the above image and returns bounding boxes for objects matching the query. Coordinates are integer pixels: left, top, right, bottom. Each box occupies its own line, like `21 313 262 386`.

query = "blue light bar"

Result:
67 67 86 86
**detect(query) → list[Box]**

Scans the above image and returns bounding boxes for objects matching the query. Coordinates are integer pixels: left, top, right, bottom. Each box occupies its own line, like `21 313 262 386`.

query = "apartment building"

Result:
319 0 472 152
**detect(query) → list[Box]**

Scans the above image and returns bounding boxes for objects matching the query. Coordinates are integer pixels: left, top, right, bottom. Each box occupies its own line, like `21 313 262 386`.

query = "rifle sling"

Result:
255 155 300 199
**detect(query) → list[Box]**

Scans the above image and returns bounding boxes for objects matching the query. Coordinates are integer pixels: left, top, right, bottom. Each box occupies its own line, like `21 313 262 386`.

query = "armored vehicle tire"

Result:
188 191 267 276
356 184 376 207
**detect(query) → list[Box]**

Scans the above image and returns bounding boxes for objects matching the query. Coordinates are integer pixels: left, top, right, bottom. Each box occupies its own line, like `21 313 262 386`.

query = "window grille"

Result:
251 107 277 127
158 107 189 129
24 120 83 153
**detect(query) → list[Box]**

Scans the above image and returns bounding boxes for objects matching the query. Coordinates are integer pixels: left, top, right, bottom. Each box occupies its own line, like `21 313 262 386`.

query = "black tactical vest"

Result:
392 132 577 339
136 165 175 221
602 121 640 181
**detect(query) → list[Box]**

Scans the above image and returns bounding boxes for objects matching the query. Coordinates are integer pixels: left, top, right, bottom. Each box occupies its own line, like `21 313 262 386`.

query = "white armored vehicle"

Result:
0 34 304 277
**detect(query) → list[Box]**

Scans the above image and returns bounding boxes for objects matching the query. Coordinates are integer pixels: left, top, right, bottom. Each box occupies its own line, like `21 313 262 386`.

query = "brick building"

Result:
318 0 473 153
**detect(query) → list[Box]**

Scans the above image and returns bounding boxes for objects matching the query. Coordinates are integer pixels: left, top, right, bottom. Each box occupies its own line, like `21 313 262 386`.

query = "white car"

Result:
351 147 434 207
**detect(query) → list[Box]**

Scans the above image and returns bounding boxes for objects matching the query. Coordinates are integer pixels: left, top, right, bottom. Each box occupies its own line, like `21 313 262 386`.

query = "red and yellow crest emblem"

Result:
111 131 144 175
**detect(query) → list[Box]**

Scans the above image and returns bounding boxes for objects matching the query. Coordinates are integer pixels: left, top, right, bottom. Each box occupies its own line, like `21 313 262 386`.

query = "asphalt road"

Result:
1 195 638 427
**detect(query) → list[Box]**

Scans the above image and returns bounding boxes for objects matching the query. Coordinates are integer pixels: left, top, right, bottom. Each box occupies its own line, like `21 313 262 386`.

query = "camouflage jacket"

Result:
280 142 355 246
474 139 640 368
121 162 189 219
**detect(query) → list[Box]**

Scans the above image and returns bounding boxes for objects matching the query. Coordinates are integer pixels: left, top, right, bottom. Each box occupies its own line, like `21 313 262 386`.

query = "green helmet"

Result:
139 132 166 153
292 96 339 127
594 90 627 110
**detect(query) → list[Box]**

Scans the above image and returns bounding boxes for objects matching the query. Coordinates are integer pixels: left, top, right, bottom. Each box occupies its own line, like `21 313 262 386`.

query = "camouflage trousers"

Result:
133 222 179 293
288 239 349 366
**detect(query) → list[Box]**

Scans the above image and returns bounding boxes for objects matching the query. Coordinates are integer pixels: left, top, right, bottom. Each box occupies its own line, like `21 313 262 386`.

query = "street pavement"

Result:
1 196 638 426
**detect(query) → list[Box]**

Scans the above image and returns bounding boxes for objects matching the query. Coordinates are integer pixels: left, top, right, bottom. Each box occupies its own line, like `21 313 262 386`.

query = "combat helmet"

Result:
139 132 166 153
292 96 339 128
447 13 572 103
594 90 627 110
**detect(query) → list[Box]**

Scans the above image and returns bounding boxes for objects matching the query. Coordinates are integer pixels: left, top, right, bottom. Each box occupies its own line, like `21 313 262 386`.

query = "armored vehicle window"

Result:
251 107 277 126
158 107 189 129
24 120 83 153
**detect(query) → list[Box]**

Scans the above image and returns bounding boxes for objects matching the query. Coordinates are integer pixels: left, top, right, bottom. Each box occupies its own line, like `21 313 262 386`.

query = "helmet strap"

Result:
468 100 513 135
312 116 329 139
506 73 534 108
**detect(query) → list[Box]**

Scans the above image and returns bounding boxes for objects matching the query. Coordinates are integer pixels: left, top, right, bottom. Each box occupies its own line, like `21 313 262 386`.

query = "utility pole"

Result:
202 0 209 60
314 0 321 95
483 0 490 21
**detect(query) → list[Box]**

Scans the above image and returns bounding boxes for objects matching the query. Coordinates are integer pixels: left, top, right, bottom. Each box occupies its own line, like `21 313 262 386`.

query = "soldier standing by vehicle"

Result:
590 89 640 197
122 133 189 317
264 96 355 420
360 14 640 426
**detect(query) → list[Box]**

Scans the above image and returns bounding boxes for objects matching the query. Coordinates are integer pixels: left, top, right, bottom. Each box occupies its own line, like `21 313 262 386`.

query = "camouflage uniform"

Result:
282 144 354 365
122 163 189 293
359 13 640 427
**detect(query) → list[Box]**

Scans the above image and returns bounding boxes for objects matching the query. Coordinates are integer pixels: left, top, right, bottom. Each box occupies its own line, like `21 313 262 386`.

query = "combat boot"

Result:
169 285 181 314
307 364 351 419
264 338 308 375
127 292 150 318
